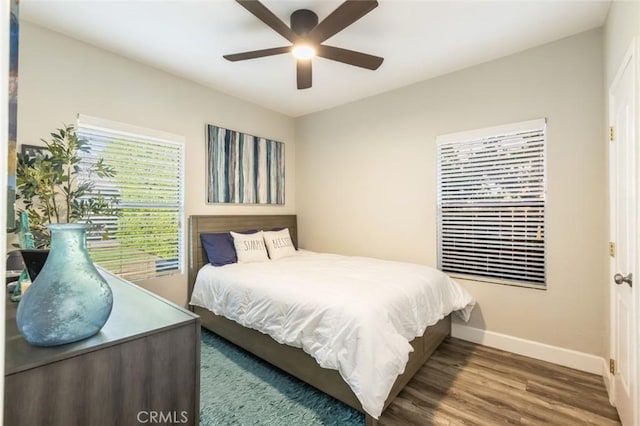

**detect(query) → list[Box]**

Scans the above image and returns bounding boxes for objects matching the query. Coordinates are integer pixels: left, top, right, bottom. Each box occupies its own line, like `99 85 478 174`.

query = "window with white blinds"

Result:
436 119 546 287
77 115 184 281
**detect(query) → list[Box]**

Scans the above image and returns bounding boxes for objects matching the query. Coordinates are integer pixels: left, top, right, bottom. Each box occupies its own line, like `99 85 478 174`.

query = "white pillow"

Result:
230 231 269 263
263 228 297 260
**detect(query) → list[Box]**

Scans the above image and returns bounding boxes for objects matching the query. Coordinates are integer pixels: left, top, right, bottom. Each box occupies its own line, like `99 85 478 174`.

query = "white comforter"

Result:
190 251 474 418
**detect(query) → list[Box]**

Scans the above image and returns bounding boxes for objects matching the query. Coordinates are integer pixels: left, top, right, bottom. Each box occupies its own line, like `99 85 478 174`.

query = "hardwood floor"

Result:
379 338 620 426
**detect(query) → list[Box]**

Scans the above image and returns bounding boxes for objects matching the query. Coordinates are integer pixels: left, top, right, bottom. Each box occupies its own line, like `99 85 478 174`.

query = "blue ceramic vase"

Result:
16 223 113 346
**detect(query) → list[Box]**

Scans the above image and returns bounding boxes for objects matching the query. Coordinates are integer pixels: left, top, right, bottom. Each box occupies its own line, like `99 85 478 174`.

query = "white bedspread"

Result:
190 251 475 418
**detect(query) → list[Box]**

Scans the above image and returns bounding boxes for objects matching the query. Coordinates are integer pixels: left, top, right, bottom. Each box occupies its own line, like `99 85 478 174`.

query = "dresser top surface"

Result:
6 269 198 374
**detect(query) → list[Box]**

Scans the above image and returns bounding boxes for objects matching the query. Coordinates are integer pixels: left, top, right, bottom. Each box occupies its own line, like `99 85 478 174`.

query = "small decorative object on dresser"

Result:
14 125 119 346
16 124 117 248
16 223 113 346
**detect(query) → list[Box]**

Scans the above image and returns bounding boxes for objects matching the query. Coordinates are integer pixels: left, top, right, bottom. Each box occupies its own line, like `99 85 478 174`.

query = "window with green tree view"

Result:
77 115 184 281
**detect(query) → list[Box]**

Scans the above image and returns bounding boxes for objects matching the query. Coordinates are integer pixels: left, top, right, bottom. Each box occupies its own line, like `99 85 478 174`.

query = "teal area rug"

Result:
200 329 365 426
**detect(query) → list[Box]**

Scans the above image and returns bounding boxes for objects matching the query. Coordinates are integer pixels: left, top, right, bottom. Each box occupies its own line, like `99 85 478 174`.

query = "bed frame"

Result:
188 215 450 425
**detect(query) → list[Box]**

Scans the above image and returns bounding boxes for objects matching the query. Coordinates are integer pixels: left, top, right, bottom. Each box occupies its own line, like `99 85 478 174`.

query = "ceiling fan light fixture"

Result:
292 44 316 60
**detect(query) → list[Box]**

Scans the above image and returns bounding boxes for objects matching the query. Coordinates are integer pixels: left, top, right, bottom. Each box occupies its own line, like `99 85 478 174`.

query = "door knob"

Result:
614 272 633 287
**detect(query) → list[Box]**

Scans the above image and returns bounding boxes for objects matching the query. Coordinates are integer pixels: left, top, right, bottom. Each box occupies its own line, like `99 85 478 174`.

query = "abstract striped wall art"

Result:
206 125 285 204
7 0 19 229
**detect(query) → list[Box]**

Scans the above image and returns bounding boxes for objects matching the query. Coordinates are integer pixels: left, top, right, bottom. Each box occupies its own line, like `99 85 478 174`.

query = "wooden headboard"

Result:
187 215 298 303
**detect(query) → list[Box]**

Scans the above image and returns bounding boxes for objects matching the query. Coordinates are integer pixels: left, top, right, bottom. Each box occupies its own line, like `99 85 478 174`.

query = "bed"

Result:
188 215 473 425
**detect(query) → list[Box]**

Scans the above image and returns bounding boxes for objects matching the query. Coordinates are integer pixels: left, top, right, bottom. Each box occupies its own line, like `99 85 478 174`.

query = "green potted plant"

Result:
14 124 119 347
16 124 118 247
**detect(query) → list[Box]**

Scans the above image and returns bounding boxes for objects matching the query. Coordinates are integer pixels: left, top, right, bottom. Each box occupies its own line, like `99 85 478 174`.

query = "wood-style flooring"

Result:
379 337 620 425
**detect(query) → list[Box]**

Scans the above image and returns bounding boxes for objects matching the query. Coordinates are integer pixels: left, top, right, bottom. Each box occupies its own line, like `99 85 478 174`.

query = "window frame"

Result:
436 118 547 289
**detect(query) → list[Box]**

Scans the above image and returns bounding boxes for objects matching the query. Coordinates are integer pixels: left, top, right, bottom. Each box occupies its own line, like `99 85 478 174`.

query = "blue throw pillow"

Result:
201 233 236 266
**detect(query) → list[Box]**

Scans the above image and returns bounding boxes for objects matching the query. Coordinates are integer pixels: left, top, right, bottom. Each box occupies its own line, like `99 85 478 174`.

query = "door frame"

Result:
608 36 640 424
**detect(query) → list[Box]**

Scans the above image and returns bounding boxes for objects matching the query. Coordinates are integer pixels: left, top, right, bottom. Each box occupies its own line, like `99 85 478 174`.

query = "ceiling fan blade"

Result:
237 0 298 43
316 45 383 70
297 60 312 90
224 46 291 62
308 0 378 44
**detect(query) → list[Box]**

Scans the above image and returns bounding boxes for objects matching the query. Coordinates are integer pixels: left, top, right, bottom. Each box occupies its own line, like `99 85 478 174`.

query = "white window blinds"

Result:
436 119 546 287
77 115 185 281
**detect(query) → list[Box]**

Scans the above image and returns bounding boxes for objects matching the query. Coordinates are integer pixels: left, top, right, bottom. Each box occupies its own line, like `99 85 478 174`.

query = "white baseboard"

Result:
451 323 604 375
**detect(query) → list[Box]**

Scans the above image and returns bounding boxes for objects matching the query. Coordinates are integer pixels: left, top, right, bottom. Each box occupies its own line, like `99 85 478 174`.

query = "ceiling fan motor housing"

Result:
291 9 319 36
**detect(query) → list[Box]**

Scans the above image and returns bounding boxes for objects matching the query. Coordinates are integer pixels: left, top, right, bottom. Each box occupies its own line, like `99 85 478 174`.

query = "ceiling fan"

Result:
224 0 384 90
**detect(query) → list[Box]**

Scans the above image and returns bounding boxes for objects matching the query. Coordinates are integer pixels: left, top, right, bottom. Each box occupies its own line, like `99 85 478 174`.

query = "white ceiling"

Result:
22 0 611 117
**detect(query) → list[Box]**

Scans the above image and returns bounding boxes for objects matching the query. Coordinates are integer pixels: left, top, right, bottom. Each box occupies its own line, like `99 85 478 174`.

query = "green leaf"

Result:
15 124 118 246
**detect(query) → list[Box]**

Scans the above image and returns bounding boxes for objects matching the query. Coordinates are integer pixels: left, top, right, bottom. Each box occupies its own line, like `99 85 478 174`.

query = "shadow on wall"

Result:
471 303 486 328
456 300 486 331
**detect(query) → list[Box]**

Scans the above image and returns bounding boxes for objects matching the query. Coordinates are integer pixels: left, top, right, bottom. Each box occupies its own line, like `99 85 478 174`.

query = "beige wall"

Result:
602 0 640 361
16 22 296 305
605 1 640 87
296 30 607 356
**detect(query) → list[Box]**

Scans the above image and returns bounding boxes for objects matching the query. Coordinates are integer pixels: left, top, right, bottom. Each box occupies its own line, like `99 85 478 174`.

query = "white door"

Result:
609 39 639 426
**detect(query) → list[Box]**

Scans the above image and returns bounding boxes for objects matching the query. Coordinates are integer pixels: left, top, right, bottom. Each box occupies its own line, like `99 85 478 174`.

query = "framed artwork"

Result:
206 125 285 205
7 0 19 230
21 144 48 158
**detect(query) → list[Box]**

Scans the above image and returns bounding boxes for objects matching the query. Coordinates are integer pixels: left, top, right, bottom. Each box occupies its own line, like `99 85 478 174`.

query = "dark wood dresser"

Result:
5 270 200 426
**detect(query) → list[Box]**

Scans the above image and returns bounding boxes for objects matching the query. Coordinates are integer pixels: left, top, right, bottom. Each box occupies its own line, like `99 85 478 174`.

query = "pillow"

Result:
263 228 297 260
270 227 297 249
231 231 269 263
200 233 236 266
